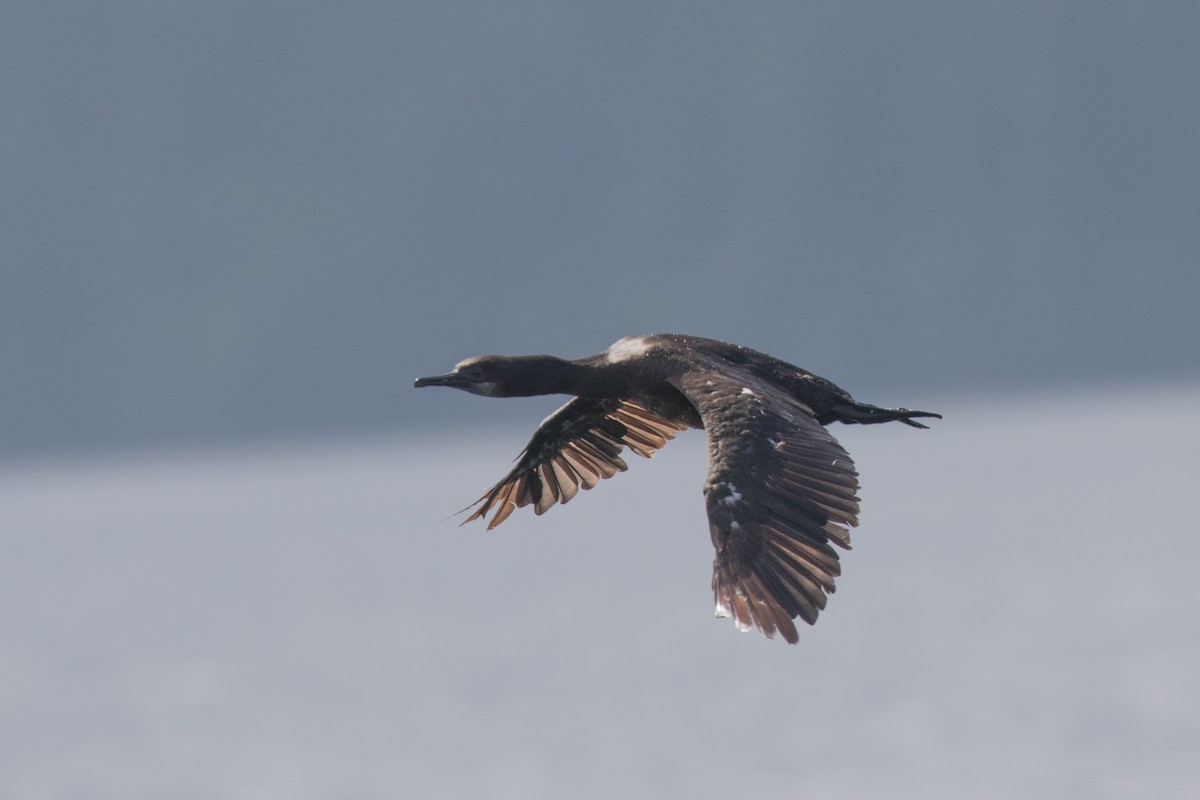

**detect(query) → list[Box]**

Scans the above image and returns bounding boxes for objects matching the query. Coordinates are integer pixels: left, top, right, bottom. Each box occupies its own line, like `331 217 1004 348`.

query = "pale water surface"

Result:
2 387 1198 799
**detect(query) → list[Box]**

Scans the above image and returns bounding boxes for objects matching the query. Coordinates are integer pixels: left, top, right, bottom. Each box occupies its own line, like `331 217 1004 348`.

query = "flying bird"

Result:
415 334 939 643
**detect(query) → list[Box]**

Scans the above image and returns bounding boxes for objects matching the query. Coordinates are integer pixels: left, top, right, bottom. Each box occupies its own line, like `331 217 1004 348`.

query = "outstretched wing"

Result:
669 371 861 644
463 398 689 529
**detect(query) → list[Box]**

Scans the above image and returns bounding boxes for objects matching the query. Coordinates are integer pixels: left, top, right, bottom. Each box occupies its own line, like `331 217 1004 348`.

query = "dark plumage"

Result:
415 334 939 644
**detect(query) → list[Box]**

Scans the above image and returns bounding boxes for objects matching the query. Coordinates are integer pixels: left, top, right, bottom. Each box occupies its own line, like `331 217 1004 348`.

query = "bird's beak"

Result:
414 372 462 389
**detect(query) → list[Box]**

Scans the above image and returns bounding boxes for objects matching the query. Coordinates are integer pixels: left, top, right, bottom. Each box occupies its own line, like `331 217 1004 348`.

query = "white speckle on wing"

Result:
605 336 651 363
731 590 753 632
741 387 754 396
720 484 743 506
768 436 783 450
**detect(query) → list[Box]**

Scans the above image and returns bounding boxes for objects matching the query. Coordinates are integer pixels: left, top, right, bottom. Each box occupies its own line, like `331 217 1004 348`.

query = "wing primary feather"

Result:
550 456 580 504
535 463 560 514
560 447 601 489
487 482 520 529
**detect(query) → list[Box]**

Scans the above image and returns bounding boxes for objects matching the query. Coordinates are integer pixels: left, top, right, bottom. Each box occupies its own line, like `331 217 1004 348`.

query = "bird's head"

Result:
414 354 568 397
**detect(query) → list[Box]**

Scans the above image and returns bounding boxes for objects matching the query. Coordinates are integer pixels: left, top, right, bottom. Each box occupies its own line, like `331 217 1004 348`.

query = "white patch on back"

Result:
605 336 652 363
454 356 486 370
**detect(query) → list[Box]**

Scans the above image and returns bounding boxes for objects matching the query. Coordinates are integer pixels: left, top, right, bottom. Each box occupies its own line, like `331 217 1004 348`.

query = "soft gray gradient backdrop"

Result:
5 8 1199 795
4 2 1198 457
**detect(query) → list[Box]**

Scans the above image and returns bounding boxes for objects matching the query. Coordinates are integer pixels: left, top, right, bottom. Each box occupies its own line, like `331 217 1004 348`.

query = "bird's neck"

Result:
500 356 591 397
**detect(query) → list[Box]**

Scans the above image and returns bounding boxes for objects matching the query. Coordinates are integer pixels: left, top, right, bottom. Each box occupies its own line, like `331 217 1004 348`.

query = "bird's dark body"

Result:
415 334 939 644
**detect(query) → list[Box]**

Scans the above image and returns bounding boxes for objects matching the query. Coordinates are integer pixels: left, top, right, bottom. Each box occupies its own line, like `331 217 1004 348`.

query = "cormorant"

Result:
415 334 939 643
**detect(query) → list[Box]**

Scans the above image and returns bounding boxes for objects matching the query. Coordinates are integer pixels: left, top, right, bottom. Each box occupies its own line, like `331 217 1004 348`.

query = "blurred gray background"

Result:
4 1 1197 460
5 5 1200 800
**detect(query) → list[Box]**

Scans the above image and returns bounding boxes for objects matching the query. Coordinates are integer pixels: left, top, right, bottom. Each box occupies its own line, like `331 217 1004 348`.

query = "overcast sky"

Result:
4 2 1198 458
